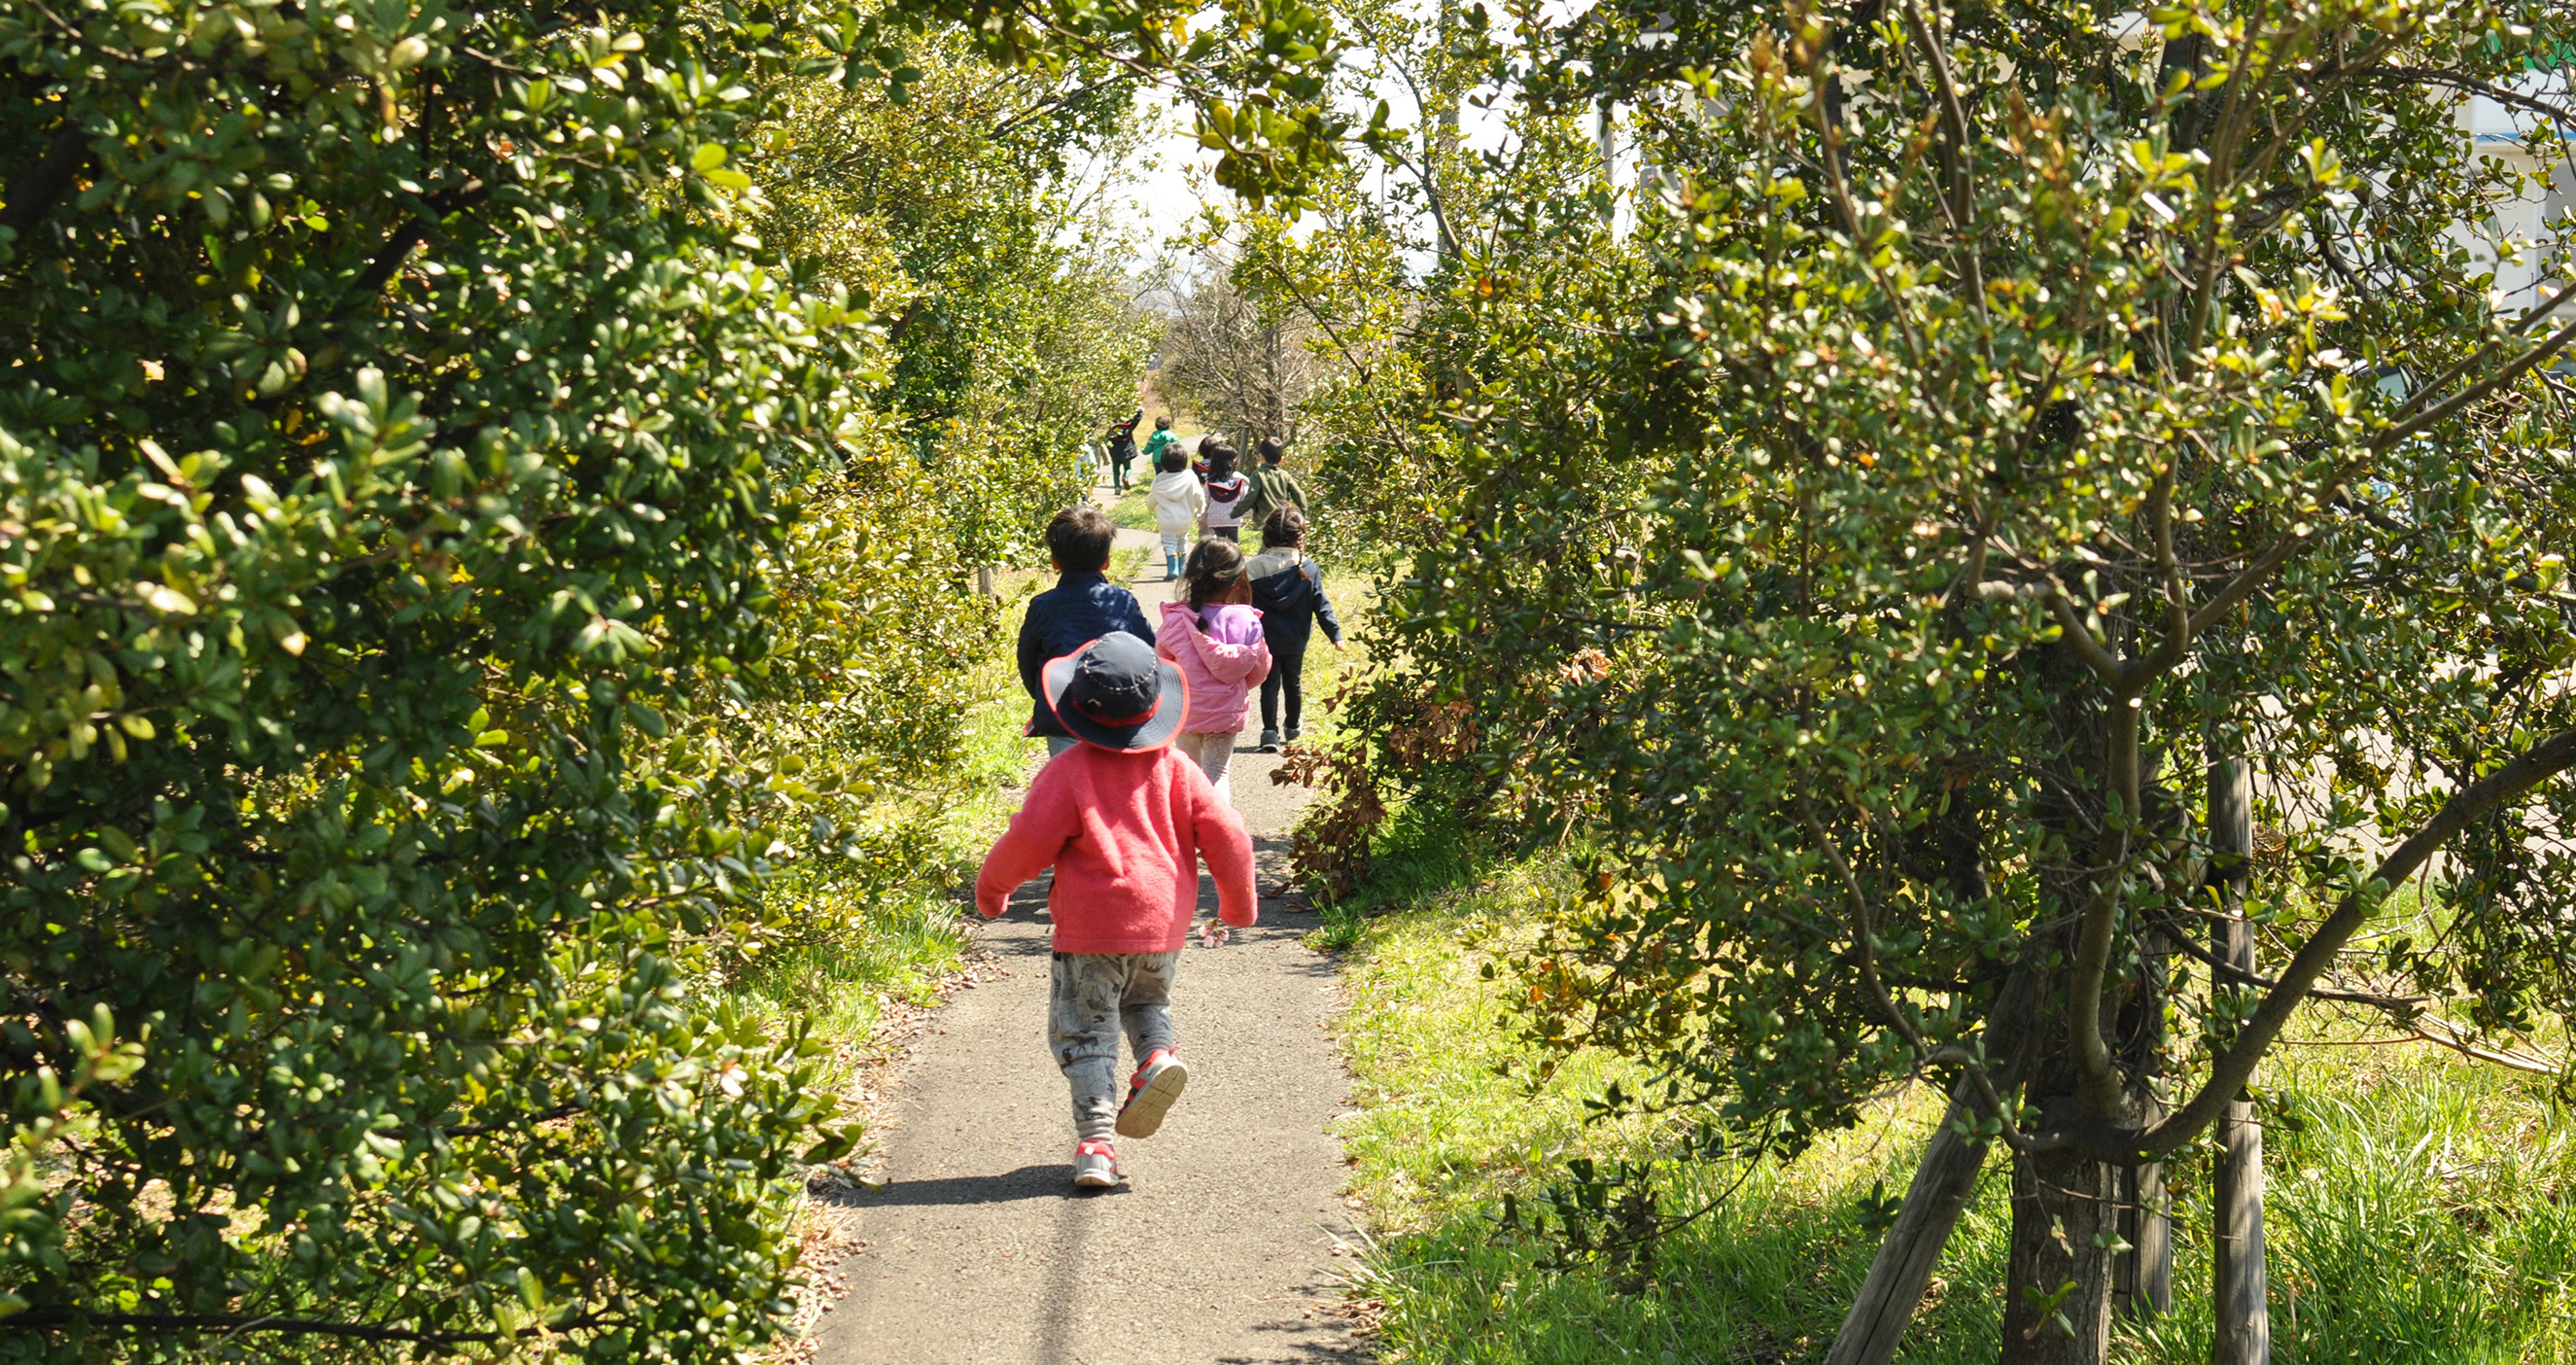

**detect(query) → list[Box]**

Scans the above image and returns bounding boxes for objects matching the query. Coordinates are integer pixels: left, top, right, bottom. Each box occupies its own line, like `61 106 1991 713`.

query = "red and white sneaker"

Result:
1115 1048 1190 1138
1071 1138 1121 1188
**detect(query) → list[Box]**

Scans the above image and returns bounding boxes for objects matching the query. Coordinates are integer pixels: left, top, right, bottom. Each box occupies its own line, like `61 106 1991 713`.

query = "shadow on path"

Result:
853 1166 1133 1208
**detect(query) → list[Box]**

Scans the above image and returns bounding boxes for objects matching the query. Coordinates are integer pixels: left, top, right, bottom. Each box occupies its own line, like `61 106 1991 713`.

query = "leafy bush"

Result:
0 0 984 1355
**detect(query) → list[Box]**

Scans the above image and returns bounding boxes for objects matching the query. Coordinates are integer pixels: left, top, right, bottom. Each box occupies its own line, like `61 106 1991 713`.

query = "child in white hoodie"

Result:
1146 450 1206 580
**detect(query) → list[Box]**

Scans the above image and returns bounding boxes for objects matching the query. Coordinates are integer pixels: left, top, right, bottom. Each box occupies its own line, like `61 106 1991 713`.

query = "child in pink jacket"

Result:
976 631 1258 1188
1158 538 1271 805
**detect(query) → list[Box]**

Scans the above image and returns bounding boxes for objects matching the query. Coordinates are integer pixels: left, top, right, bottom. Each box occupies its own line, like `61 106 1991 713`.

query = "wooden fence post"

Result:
1823 973 2035 1365
2114 928 2173 1323
2210 754 2271 1365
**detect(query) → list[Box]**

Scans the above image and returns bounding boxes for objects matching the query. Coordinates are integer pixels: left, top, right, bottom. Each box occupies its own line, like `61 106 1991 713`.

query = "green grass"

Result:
1107 481 1157 531
1334 842 2576 1365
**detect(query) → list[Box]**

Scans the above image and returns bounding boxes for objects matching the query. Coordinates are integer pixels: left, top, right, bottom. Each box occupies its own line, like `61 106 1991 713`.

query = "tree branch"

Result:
344 178 489 305
2044 590 2125 682
1799 790 2034 1150
2107 725 2576 1161
2373 305 2576 452
2390 274 2576 421
990 74 1133 141
2182 524 2307 639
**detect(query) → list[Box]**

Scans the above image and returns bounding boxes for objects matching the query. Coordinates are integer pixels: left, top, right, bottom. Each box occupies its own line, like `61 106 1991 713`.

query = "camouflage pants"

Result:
1048 949 1181 1140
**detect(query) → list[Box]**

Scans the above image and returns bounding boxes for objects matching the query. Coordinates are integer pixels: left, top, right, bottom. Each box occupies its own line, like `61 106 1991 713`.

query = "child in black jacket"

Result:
1244 506 1344 751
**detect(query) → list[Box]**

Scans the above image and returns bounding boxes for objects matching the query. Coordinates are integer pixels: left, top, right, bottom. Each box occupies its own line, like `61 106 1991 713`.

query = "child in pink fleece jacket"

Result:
976 631 1258 1189
1158 538 1271 805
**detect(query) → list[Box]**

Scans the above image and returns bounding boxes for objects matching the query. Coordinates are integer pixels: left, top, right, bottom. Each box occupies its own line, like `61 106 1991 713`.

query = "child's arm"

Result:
1193 631 1271 686
1309 560 1344 646
1119 590 1155 648
1193 785 1259 928
974 769 1076 918
1014 612 1049 709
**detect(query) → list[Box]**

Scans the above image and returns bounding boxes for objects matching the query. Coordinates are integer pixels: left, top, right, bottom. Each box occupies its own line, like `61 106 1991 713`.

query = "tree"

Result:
0 0 1340 1355
1161 244 1327 448
1295 0 2576 1359
752 40 1161 572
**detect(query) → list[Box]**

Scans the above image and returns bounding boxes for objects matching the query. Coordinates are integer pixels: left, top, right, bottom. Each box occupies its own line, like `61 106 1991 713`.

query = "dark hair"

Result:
1205 445 1238 480
1160 450 1188 473
1045 505 1116 573
1257 438 1285 464
1154 415 1172 430
1260 505 1307 549
1182 538 1249 611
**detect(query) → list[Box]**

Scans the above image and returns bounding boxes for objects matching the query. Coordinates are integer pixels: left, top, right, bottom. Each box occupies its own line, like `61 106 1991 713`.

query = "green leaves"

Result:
1301 0 2576 1196
1 0 1220 1348
0 0 935 1355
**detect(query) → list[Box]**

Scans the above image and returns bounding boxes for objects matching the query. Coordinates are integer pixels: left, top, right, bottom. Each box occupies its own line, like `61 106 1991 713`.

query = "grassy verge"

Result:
1335 839 2576 1364
1107 480 1157 531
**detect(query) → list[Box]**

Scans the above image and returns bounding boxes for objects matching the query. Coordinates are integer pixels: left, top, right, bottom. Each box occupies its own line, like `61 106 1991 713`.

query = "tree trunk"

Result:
1999 1139 2119 1364
2209 756 2271 1365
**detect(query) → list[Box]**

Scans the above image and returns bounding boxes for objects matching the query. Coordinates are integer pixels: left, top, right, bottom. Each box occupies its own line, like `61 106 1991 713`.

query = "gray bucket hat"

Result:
1041 631 1189 752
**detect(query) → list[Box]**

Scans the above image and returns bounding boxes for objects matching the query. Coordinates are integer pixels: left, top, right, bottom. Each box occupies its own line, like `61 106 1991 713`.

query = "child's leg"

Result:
1047 952 1125 1141
1259 667 1283 734
1120 951 1181 1060
1179 729 1238 803
1276 642 1308 734
1109 951 1190 1138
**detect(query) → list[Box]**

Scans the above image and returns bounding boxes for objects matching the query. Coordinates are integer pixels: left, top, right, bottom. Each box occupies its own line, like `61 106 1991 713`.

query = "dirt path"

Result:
809 524 1365 1364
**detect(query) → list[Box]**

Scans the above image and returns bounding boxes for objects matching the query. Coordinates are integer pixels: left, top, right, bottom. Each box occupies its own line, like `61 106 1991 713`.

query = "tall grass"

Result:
1334 843 2576 1364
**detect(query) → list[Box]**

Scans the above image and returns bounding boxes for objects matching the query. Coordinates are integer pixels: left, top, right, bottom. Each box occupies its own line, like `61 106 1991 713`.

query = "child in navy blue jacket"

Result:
1244 506 1343 752
1020 506 1155 756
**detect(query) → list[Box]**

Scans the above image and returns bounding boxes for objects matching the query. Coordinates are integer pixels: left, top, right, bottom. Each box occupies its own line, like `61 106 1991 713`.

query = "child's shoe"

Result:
1257 728 1283 752
1071 1138 1121 1188
1284 724 1303 744
1114 1048 1190 1138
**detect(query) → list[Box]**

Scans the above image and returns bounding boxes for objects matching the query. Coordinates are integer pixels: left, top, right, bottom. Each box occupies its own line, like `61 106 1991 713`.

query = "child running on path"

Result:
1246 506 1343 752
1147 450 1204 580
1104 410 1142 492
975 632 1258 1188
1199 445 1251 542
1158 538 1271 805
1018 507 1154 757
1141 414 1179 470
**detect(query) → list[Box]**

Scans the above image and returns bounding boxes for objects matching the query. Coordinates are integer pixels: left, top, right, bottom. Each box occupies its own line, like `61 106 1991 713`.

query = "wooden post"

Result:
975 565 996 600
2119 1157 2173 1319
1823 1077 1997 1365
2210 755 2271 1365
2115 932 2173 1322
1825 972 2035 1365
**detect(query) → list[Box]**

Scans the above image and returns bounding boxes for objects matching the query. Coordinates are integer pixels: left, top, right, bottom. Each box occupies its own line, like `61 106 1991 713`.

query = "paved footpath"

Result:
811 522 1365 1364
